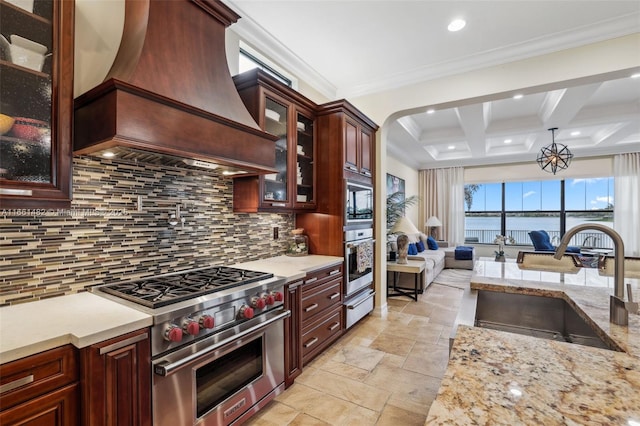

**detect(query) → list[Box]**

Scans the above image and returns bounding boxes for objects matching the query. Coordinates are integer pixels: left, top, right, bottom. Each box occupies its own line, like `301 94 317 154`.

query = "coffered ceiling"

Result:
224 0 640 169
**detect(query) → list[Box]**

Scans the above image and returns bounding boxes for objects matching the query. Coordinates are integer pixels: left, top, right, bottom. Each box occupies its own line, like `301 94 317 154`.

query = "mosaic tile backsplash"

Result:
0 157 294 306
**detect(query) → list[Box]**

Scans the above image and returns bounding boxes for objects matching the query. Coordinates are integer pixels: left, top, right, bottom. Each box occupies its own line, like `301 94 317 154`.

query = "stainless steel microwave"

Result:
345 181 373 224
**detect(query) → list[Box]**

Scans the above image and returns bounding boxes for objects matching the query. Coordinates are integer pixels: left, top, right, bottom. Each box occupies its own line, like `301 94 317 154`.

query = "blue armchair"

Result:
529 230 580 253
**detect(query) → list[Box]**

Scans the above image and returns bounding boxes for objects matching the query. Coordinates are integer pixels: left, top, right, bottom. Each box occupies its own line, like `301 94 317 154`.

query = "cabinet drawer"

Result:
301 277 342 323
0 383 79 426
303 265 342 287
301 306 342 364
0 345 78 411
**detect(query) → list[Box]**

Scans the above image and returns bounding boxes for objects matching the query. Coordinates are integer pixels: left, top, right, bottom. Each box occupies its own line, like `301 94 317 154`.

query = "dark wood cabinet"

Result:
284 279 302 388
299 265 343 365
233 69 317 212
297 100 378 257
0 0 74 208
80 328 151 426
0 345 79 426
319 100 377 180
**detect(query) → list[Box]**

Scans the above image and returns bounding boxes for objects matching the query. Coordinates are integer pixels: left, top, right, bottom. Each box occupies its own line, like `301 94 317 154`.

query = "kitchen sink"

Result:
474 291 622 351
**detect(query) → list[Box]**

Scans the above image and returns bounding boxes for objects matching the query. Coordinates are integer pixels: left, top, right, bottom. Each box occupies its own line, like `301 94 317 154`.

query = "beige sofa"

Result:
389 242 475 293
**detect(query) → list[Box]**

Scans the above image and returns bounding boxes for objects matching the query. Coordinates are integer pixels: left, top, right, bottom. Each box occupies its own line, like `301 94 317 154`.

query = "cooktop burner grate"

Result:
99 266 273 308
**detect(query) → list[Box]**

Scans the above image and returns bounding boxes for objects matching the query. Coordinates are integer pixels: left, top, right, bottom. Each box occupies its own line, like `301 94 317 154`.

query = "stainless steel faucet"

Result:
554 223 636 326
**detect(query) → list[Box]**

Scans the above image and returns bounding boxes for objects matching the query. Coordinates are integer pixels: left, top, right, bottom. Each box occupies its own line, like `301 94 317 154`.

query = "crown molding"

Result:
225 1 337 100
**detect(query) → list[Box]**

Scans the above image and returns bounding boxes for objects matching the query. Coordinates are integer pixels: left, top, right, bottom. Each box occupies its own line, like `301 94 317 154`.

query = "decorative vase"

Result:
396 234 409 264
495 255 505 262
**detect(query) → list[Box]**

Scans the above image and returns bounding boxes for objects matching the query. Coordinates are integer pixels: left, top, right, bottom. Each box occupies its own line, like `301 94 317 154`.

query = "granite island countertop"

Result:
426 258 640 425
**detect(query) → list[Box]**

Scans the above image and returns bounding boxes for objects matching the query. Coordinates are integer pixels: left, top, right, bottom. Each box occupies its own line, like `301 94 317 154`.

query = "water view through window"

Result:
465 178 614 248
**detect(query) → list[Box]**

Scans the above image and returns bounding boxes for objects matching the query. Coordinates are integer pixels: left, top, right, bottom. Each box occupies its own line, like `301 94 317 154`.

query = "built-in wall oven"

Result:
345 181 373 226
344 228 375 328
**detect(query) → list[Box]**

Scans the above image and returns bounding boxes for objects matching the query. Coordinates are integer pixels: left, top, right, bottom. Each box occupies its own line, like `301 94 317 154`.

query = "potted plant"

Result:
386 191 419 259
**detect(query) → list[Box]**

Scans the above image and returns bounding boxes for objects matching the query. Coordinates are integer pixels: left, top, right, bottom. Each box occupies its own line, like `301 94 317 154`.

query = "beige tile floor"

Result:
246 283 465 426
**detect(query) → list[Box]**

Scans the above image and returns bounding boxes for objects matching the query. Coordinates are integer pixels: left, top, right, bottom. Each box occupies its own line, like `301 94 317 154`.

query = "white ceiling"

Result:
224 0 640 169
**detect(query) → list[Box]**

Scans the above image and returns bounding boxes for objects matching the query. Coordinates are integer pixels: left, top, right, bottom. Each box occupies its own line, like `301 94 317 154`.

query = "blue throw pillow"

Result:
416 240 425 252
529 230 554 251
426 236 439 250
408 243 418 255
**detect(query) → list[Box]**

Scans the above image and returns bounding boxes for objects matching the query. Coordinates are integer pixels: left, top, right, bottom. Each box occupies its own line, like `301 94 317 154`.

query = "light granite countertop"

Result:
426 258 640 425
0 292 152 364
0 255 342 365
232 254 343 283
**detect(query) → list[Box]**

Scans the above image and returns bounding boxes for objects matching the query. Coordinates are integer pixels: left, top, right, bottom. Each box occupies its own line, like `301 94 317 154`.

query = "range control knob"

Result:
183 319 200 336
272 291 284 302
263 292 275 306
199 314 214 329
239 305 254 320
251 296 266 309
164 324 183 342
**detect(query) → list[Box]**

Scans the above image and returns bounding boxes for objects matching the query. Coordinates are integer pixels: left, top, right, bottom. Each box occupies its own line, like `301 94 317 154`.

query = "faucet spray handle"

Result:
626 283 639 315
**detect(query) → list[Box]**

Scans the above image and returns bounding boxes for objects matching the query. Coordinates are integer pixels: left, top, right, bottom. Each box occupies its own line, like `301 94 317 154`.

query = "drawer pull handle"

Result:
0 374 34 394
304 337 319 348
346 165 358 171
328 292 340 300
328 322 340 331
99 332 149 355
304 303 319 312
305 277 318 284
329 269 340 276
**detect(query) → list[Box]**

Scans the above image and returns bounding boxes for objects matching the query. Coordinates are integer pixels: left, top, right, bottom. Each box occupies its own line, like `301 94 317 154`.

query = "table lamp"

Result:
425 216 442 240
391 217 421 264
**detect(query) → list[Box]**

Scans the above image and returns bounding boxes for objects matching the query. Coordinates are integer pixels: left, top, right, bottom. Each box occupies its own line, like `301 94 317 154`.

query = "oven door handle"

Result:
346 239 375 249
153 309 291 377
347 290 376 309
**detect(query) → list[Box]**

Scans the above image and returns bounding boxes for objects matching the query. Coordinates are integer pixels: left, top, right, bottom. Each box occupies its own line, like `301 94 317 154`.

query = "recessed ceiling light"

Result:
447 145 456 150
426 109 435 114
448 18 466 32
571 131 581 136
504 139 512 144
513 94 523 100
631 73 640 79
102 151 115 158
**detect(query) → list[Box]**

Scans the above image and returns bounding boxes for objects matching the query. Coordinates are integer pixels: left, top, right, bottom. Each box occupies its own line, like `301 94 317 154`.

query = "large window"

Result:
465 178 614 248
239 49 292 87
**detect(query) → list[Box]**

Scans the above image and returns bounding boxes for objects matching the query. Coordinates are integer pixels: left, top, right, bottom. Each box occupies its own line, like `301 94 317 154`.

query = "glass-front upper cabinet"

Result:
233 69 316 212
263 97 289 205
0 0 73 209
294 111 314 208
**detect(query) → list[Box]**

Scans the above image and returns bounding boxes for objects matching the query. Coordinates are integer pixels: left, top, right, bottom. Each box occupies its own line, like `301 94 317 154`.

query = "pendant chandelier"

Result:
537 127 573 174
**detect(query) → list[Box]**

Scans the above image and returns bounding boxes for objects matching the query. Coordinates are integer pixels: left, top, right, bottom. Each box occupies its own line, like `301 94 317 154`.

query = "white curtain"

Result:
418 167 465 245
614 152 640 256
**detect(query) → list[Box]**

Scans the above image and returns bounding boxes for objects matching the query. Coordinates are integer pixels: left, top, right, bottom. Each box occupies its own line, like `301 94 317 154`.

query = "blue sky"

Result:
467 178 614 211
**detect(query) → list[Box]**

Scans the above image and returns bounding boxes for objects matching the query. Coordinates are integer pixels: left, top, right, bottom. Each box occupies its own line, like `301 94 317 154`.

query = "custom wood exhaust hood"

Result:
74 0 277 174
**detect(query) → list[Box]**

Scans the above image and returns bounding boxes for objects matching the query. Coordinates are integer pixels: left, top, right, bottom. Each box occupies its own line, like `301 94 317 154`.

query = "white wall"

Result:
74 0 125 97
386 155 420 227
464 155 614 184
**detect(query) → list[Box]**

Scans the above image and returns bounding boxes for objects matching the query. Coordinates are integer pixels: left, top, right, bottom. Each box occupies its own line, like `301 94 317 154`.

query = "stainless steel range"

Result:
93 265 289 426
